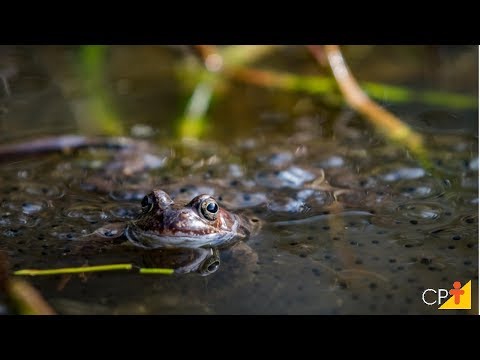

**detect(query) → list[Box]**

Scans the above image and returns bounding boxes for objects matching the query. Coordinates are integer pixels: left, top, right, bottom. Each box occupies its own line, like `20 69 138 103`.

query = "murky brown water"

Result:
0 45 477 314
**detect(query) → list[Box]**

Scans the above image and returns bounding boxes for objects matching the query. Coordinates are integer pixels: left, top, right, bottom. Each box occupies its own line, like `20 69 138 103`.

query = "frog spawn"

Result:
0 128 477 314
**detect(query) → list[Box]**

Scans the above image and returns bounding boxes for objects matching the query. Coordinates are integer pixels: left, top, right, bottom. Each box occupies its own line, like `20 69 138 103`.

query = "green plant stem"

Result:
77 46 124 135
14 264 174 276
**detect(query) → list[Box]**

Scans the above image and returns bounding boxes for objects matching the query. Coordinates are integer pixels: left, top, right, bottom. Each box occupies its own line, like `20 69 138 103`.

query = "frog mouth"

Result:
124 224 239 249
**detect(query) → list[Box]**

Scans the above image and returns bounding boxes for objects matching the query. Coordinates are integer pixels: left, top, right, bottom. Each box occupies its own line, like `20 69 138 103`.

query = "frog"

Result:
78 189 261 276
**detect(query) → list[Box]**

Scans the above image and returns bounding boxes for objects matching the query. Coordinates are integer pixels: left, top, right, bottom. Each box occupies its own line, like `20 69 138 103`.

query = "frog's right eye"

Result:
141 194 154 213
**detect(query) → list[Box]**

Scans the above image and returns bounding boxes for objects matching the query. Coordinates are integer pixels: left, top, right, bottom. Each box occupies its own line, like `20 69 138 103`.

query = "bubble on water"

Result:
256 166 316 189
319 155 344 168
228 164 244 178
296 189 315 201
106 203 141 219
396 202 447 223
21 202 45 215
391 178 447 201
265 152 294 167
382 168 425 182
268 198 309 213
228 192 267 209
109 189 148 202
469 157 478 171
22 182 65 198
65 204 109 223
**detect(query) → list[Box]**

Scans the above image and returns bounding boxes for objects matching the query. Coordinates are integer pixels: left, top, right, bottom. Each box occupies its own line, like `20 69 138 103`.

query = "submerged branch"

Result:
316 45 430 166
6 279 57 315
1 251 56 315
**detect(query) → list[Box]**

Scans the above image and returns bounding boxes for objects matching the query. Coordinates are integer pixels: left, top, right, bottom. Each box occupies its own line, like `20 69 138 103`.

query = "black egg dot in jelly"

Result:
452 235 461 240
404 244 414 248
465 217 474 224
333 237 340 241
448 245 455 250
41 251 48 256
369 283 377 290
464 260 472 266
389 259 396 263
467 243 474 248
428 266 436 271
410 220 418 225
66 234 73 239
371 240 379 244
206 202 218 213
322 226 330 230
290 241 299 246
420 258 432 265
355 259 363 265
299 253 307 258
312 268 321 276
230 180 239 186
218 195 223 201
307 236 314 240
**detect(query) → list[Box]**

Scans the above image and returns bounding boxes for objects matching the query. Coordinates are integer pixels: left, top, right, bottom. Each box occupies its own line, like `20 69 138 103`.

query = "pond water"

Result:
0 45 477 314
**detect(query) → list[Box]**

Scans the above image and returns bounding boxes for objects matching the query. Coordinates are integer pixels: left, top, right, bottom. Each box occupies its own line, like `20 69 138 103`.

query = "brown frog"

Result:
88 189 261 276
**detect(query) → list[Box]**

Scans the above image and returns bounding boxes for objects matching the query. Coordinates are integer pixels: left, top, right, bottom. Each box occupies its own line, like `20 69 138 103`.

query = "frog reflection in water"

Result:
92 189 261 276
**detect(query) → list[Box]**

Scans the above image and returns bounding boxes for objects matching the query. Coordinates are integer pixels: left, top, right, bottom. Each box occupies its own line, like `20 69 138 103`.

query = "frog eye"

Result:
141 194 154 213
200 198 219 221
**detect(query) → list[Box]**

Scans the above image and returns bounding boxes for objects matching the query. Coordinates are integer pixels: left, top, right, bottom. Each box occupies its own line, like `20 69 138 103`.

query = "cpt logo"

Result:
422 280 472 310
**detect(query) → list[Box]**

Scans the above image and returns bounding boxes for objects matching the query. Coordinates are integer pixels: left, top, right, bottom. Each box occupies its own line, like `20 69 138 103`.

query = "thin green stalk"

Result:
14 264 134 276
139 268 175 275
13 264 175 276
177 73 217 139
